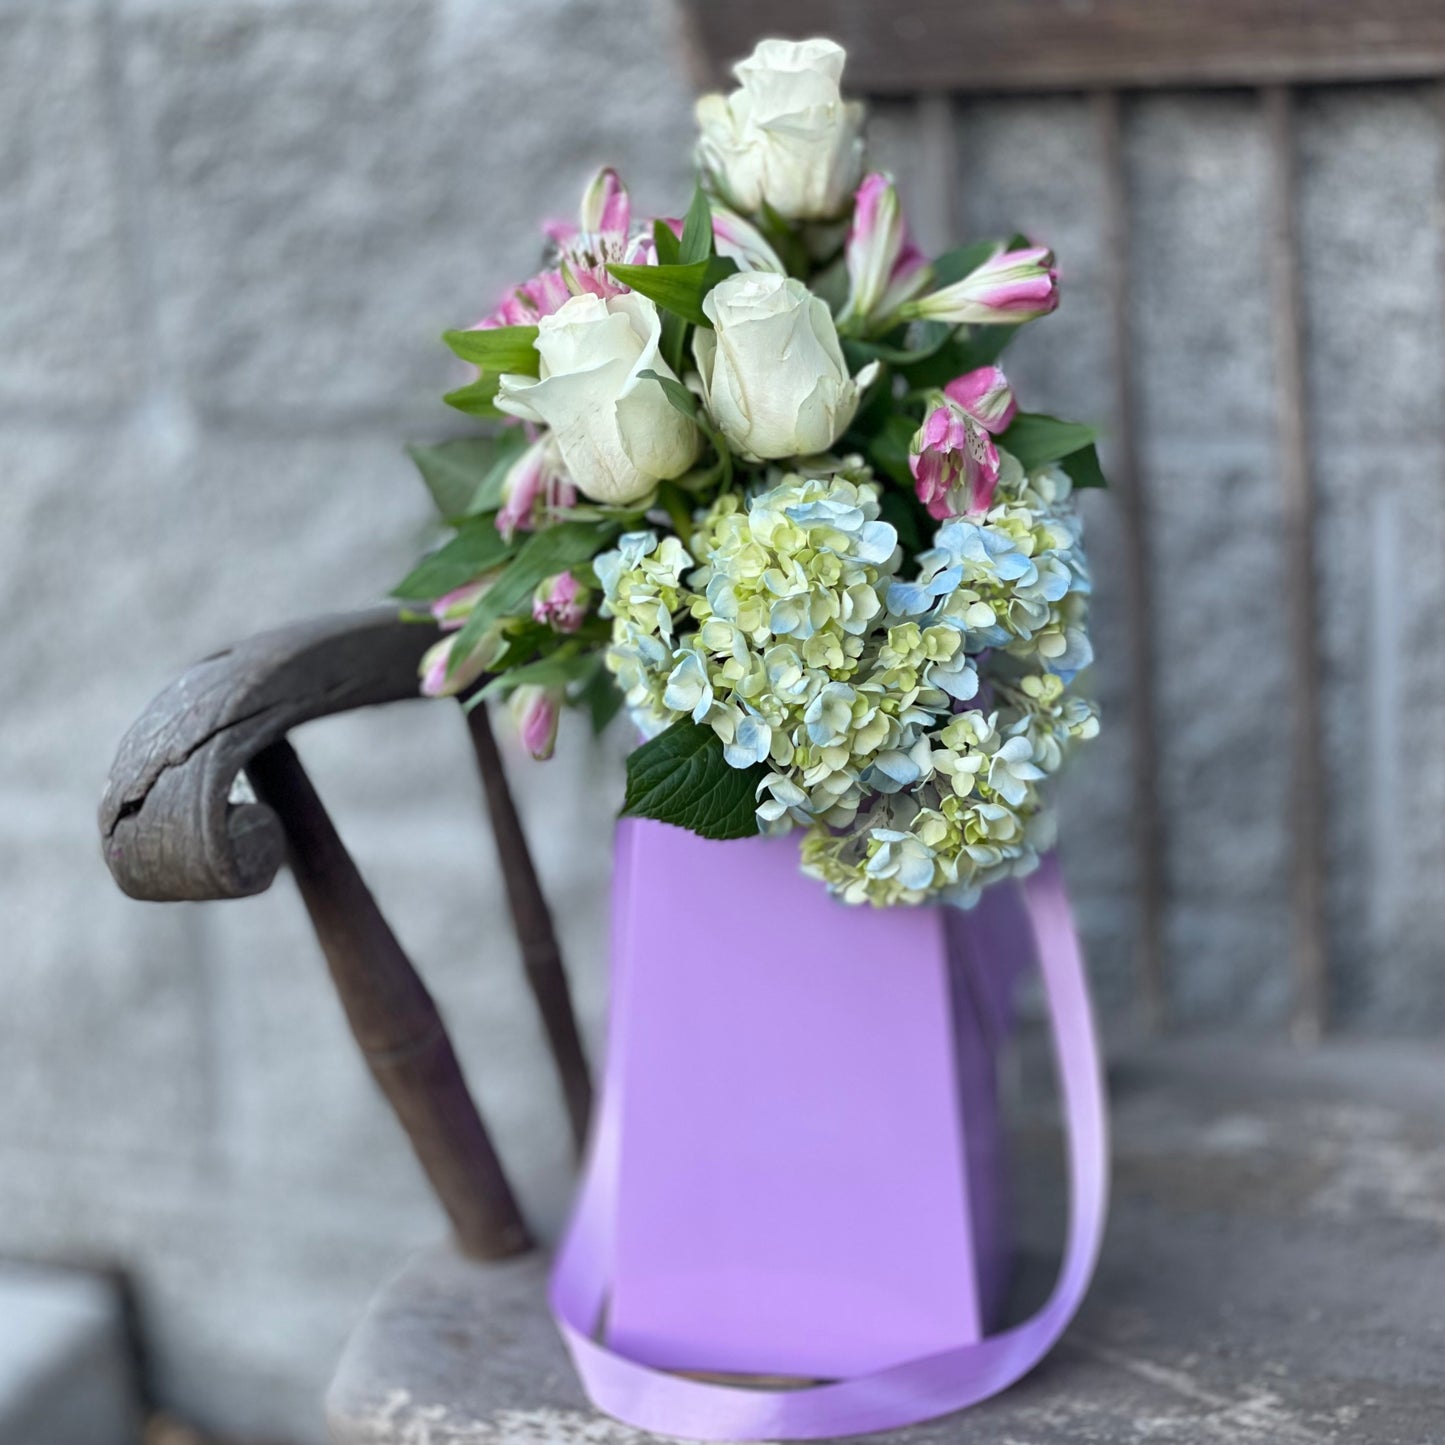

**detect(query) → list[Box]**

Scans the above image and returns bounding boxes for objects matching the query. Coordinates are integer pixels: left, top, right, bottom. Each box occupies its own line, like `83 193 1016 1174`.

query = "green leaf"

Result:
653 218 682 267
998 412 1099 473
621 718 764 840
576 664 625 736
638 368 699 420
447 520 618 678
607 256 739 327
473 646 594 703
897 325 1020 389
680 185 715 265
443 373 506 418
442 325 540 376
405 434 526 520
878 486 926 558
1059 441 1108 490
868 412 920 489
392 517 514 601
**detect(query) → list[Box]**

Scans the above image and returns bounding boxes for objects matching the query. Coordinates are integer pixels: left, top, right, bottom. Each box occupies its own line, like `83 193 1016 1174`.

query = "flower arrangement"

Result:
397 37 1102 908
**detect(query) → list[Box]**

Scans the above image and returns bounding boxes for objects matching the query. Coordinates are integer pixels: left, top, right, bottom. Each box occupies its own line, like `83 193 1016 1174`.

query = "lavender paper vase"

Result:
548 818 1109 1440
603 817 1020 1377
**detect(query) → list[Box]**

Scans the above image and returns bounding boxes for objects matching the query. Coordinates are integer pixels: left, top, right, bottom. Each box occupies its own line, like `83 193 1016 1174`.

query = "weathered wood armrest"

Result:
100 605 434 903
98 605 592 1262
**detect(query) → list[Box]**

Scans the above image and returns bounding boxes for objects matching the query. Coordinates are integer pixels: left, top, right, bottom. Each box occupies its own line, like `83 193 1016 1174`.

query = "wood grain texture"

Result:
679 0 1445 94
327 1039 1445 1442
1264 86 1330 1040
99 607 436 902
247 741 532 1261
1094 90 1167 1034
464 702 594 1155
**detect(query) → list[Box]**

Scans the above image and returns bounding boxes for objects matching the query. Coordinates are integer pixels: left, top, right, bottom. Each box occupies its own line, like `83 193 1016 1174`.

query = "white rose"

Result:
696 38 865 222
694 271 879 461
496 292 699 506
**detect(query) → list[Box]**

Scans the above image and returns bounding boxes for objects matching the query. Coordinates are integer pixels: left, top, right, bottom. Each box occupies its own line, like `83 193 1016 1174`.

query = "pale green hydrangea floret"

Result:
595 459 1100 908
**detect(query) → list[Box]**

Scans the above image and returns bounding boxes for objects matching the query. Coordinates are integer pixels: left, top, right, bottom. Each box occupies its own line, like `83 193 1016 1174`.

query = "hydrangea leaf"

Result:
622 719 764 840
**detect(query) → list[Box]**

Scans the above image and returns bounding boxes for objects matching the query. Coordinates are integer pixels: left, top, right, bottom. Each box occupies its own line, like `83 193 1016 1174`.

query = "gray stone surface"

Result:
326 1040 1445 1444
3 6 1444 1439
0 1264 142 1445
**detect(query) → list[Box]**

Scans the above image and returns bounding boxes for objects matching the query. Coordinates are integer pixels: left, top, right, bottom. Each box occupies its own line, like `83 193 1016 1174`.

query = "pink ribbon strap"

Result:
549 852 1109 1440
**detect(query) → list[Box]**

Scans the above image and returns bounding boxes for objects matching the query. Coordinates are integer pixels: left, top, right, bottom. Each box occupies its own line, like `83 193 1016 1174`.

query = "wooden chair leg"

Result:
463 703 594 1156
248 741 532 1261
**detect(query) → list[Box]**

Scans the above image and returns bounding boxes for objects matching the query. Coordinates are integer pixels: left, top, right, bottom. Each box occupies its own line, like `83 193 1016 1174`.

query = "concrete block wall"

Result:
1 2 1440 1437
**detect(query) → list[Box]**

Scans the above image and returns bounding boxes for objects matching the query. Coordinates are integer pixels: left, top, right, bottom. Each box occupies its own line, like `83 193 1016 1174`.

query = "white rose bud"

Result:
496 292 699 506
694 271 879 461
696 37 865 222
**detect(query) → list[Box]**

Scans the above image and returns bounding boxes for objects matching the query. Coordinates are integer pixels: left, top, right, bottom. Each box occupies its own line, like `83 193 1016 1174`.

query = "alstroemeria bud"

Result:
419 625 503 698
532 571 590 633
839 173 930 331
496 435 577 543
430 580 489 630
508 684 562 761
576 166 630 239
709 205 786 273
943 364 1017 432
904 245 1059 326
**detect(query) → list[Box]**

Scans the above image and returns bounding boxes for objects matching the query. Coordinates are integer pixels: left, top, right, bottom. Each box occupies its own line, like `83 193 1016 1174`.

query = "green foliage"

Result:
607 256 739 328
999 412 1106 487
679 186 716 264
652 218 682 266
867 413 920 489
639 368 699 420
391 517 514 602
442 325 540 375
897 325 1020 390
405 433 527 521
621 718 764 840
446 521 620 679
443 373 506 418
576 664 626 736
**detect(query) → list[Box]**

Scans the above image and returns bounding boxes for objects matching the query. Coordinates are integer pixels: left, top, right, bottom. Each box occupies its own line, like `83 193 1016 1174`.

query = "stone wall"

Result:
1 2 1440 1438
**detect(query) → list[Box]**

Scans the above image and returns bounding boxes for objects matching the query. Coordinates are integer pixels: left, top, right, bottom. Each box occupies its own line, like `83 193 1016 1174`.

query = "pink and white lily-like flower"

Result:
509 684 563 761
838 173 930 332
902 244 1059 326
909 365 1018 520
495 435 577 543
478 168 640 329
532 571 590 633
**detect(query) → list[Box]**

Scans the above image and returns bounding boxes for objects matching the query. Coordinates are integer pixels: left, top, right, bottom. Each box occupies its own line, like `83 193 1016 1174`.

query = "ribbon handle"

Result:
549 852 1110 1440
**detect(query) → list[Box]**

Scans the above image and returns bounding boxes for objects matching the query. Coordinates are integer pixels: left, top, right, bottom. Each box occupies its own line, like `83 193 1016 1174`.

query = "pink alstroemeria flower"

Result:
496 437 577 543
476 168 637 330
909 365 1018 520
904 244 1059 326
532 571 590 633
509 684 562 761
840 172 929 331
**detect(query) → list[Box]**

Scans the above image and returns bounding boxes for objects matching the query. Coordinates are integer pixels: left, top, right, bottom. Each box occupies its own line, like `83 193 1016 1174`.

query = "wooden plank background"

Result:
681 0 1445 94
678 2 1445 1036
